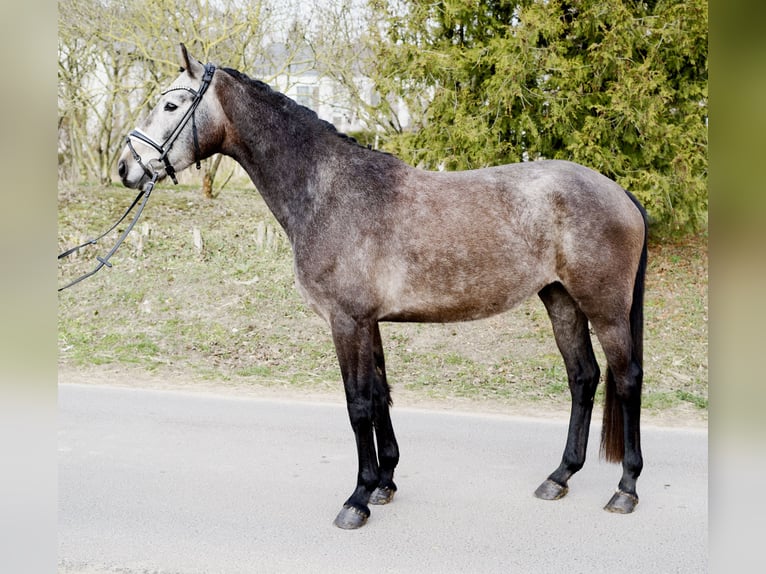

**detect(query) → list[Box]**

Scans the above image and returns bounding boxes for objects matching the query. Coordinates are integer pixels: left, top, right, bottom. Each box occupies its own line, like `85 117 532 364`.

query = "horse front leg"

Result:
331 314 381 529
369 322 399 505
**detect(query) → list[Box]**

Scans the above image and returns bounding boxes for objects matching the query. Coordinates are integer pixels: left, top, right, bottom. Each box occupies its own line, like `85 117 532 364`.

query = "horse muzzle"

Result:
118 134 172 189
117 157 157 189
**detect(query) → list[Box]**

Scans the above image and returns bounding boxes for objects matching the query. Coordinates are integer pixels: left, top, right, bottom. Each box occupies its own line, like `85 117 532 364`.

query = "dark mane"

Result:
221 67 366 150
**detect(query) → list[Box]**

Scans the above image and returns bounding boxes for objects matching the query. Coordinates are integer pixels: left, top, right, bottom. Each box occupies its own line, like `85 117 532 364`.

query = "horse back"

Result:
294 158 645 324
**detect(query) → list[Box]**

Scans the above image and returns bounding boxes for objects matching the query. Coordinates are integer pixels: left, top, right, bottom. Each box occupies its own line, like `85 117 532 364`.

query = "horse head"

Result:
118 44 221 189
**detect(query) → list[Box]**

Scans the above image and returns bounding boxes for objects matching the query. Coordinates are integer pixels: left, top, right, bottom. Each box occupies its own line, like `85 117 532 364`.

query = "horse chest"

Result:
293 265 333 324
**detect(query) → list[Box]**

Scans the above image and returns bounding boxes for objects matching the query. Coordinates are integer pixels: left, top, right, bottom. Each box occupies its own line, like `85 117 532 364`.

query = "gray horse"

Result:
118 44 648 529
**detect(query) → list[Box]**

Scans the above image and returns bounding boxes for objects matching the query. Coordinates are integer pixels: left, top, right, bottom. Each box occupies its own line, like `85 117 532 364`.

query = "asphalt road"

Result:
59 384 707 573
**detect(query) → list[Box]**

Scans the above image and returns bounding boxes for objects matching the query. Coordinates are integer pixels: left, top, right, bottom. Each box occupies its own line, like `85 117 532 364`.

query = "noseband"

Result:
125 62 216 184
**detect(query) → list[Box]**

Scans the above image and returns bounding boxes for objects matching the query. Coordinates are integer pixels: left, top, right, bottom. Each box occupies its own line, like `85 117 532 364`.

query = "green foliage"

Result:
366 0 707 236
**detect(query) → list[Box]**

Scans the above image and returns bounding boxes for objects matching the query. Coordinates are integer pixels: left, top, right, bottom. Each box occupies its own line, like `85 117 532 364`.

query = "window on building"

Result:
295 85 318 110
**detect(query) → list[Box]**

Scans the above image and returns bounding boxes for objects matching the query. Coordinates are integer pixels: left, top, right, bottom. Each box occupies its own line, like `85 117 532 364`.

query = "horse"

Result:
118 44 648 529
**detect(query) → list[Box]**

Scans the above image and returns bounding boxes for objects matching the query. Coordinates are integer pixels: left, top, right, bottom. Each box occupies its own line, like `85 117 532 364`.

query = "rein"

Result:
58 62 216 292
57 174 158 292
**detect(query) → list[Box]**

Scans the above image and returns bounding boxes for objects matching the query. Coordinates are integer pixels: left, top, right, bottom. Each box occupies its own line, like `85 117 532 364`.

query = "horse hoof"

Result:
369 486 396 505
604 490 639 514
333 504 370 529
534 479 569 501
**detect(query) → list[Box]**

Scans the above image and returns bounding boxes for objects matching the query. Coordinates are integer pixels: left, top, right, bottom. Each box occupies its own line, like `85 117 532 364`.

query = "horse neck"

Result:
217 75 338 238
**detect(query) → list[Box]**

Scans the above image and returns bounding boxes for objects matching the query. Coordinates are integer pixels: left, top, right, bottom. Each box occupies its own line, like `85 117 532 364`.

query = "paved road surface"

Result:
59 384 707 573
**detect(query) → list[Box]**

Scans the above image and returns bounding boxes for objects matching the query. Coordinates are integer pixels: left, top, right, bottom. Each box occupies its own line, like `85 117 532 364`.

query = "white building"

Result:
255 43 410 139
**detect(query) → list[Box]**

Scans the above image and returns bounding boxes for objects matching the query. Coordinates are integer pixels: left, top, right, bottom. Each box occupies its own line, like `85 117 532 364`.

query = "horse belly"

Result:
377 255 551 323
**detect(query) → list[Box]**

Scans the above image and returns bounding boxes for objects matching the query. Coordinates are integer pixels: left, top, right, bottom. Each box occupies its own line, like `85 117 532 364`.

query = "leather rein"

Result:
58 63 216 292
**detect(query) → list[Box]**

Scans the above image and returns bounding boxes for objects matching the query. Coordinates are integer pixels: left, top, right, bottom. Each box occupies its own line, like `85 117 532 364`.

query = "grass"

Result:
58 183 708 421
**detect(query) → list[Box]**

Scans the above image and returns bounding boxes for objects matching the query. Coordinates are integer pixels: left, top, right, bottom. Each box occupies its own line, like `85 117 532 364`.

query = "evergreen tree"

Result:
366 0 707 236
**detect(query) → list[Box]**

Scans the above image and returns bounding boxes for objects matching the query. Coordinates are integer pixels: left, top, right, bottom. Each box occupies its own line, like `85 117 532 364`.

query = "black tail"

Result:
601 192 648 463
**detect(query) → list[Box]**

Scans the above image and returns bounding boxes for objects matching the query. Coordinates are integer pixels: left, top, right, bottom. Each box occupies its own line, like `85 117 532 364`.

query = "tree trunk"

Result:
202 154 224 199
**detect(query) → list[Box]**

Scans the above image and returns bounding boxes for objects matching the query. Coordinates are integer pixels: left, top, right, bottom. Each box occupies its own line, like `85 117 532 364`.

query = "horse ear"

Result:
178 43 203 79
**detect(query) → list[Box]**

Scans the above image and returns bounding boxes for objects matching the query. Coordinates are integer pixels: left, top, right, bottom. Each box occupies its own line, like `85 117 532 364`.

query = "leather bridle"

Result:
125 62 216 184
58 62 216 292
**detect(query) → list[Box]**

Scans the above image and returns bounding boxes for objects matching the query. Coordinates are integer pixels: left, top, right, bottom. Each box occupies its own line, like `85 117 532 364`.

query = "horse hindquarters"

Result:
535 188 647 513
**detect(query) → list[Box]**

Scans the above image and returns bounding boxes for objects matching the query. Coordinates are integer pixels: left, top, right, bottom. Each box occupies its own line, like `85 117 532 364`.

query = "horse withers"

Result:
118 44 648 529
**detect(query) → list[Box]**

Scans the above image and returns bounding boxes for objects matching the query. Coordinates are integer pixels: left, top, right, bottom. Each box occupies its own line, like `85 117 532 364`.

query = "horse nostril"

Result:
118 160 126 178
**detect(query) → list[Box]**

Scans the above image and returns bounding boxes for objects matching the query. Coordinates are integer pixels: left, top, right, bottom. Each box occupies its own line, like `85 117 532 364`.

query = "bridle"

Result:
58 62 216 292
125 62 216 184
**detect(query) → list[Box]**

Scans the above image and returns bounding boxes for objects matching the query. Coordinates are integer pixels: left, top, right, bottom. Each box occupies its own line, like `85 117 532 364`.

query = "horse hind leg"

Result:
592 318 643 514
534 283 601 502
369 322 399 505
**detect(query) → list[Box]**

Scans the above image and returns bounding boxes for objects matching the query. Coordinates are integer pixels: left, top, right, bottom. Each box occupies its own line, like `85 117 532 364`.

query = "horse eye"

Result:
164 102 178 112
